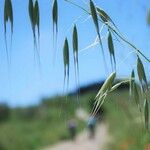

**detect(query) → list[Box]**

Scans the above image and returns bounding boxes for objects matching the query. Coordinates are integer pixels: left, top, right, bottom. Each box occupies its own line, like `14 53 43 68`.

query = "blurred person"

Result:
87 116 96 139
67 119 77 140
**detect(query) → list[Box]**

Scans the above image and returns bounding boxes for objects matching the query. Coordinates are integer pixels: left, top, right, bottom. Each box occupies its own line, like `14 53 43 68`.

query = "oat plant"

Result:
1 0 150 129
59 0 150 130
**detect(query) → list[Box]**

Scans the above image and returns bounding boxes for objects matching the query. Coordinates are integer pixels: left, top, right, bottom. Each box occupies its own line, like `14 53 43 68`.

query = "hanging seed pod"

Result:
29 0 40 40
144 99 149 130
137 56 148 91
110 80 130 92
93 72 116 115
133 82 140 108
34 0 40 38
96 7 119 31
29 0 34 34
28 0 41 64
93 92 107 115
4 0 13 63
129 70 135 99
108 31 116 69
97 7 109 23
73 25 78 54
28 0 40 43
63 38 70 89
72 25 79 71
90 0 104 53
90 0 99 34
52 0 58 36
4 0 13 34
63 38 69 68
72 25 79 88
96 72 116 99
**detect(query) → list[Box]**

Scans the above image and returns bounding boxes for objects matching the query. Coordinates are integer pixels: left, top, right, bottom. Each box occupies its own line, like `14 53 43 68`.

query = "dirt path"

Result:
42 123 110 150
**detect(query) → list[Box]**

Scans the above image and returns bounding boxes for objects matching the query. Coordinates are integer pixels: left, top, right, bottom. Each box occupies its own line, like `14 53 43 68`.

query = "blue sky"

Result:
0 0 149 107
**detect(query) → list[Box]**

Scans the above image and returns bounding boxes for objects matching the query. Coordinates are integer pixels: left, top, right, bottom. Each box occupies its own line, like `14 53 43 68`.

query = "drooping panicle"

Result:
28 0 41 65
137 56 148 92
63 38 70 91
90 0 103 53
93 72 116 115
72 25 80 99
144 99 149 130
52 0 58 39
108 30 116 70
4 0 13 63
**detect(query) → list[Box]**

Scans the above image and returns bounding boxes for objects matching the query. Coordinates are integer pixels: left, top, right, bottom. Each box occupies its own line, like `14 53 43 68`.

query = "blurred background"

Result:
0 0 150 150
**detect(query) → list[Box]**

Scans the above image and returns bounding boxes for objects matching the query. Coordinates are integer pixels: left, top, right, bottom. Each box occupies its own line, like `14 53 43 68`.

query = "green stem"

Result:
64 0 89 14
107 24 150 62
65 0 150 63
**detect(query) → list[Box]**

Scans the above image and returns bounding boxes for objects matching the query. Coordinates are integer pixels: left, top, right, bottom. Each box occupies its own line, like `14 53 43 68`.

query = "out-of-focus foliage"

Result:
0 104 10 121
105 91 150 150
0 94 91 150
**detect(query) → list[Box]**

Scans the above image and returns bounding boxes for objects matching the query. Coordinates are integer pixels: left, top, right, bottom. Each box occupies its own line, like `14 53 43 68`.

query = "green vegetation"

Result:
105 90 150 150
0 89 149 150
0 93 95 150
0 104 10 122
1 0 150 132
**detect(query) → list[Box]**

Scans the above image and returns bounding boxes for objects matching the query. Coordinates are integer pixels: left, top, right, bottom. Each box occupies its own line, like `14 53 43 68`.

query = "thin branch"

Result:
65 0 150 63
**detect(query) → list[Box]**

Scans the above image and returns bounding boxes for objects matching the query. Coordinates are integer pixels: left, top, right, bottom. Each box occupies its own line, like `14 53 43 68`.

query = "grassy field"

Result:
0 90 149 150
104 90 150 150
0 93 95 150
